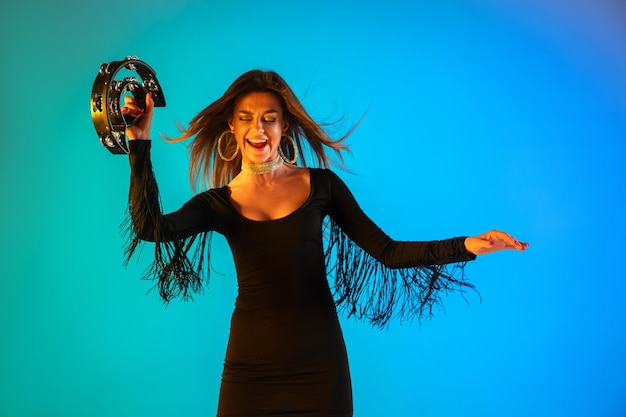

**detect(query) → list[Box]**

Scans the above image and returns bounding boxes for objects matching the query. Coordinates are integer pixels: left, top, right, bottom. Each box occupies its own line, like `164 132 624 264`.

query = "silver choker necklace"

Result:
241 155 284 174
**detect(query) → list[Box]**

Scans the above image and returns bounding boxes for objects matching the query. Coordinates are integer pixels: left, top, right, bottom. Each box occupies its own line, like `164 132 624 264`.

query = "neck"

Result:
241 154 284 175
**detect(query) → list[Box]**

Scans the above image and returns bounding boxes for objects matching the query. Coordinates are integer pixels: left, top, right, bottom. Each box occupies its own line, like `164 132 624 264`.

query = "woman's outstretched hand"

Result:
465 230 529 255
121 92 154 140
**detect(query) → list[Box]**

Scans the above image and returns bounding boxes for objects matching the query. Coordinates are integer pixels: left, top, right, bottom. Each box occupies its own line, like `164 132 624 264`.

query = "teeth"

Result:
248 139 266 144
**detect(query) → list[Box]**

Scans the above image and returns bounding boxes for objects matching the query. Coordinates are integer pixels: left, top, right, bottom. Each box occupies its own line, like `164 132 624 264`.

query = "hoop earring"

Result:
217 130 239 161
278 134 298 164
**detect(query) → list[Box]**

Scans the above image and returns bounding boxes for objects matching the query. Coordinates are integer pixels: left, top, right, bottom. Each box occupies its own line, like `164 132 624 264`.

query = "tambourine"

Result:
90 56 166 154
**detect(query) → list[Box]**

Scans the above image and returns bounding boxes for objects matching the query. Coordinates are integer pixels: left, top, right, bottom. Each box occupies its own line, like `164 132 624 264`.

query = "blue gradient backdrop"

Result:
1 0 624 416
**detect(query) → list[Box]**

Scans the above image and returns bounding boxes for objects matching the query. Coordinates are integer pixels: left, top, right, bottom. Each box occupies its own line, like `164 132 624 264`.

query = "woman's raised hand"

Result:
465 230 529 255
121 92 155 140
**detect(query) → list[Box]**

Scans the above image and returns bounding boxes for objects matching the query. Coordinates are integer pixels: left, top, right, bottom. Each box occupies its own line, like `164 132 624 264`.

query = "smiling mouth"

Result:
247 138 268 149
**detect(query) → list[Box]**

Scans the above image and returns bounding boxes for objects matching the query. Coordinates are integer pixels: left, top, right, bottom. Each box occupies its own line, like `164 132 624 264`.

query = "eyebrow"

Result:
237 110 279 115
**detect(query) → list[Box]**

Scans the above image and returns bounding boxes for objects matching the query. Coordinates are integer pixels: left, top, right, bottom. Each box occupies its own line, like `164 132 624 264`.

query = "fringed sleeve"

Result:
322 170 478 327
123 140 213 302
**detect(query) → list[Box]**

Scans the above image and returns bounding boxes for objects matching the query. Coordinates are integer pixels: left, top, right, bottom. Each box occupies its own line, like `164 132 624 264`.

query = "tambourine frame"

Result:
90 56 166 154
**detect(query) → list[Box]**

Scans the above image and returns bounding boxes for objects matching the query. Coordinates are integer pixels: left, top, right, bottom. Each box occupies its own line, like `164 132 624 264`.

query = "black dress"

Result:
125 140 476 417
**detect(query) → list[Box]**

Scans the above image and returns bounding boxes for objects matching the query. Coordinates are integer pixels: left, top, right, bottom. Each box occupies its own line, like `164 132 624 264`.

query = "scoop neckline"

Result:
223 169 314 223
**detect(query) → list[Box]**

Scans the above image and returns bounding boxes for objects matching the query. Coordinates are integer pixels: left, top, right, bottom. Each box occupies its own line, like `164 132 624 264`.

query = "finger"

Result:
503 233 528 251
121 106 144 117
500 239 529 251
488 230 523 249
481 231 526 251
122 97 143 116
140 93 155 121
145 92 154 110
123 96 140 107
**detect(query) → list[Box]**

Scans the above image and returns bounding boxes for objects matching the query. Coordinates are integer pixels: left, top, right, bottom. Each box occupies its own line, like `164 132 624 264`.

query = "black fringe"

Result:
122 148 212 303
122 147 474 318
325 220 477 328
124 230 212 303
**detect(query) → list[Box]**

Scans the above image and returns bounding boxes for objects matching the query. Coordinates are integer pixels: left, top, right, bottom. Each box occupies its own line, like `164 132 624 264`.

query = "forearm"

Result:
128 140 210 242
377 236 476 268
128 140 162 241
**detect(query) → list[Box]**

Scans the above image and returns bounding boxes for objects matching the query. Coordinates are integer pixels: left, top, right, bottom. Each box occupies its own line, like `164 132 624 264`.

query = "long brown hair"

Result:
167 70 354 191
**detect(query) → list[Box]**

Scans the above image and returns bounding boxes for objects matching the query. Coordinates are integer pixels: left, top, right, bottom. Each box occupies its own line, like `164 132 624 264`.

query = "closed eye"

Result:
236 110 278 123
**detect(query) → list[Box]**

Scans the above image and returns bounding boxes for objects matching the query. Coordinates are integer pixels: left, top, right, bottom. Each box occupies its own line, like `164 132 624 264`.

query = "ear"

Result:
282 120 289 134
227 117 234 131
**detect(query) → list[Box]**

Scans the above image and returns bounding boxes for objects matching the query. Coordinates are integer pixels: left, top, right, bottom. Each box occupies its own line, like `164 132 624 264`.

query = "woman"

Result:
122 70 527 417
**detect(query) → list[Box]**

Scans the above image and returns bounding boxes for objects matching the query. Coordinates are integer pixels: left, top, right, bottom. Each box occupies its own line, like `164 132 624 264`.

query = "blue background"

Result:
1 0 625 416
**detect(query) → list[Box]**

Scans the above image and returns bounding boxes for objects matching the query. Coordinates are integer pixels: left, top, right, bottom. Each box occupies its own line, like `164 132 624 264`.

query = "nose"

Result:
251 118 265 135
